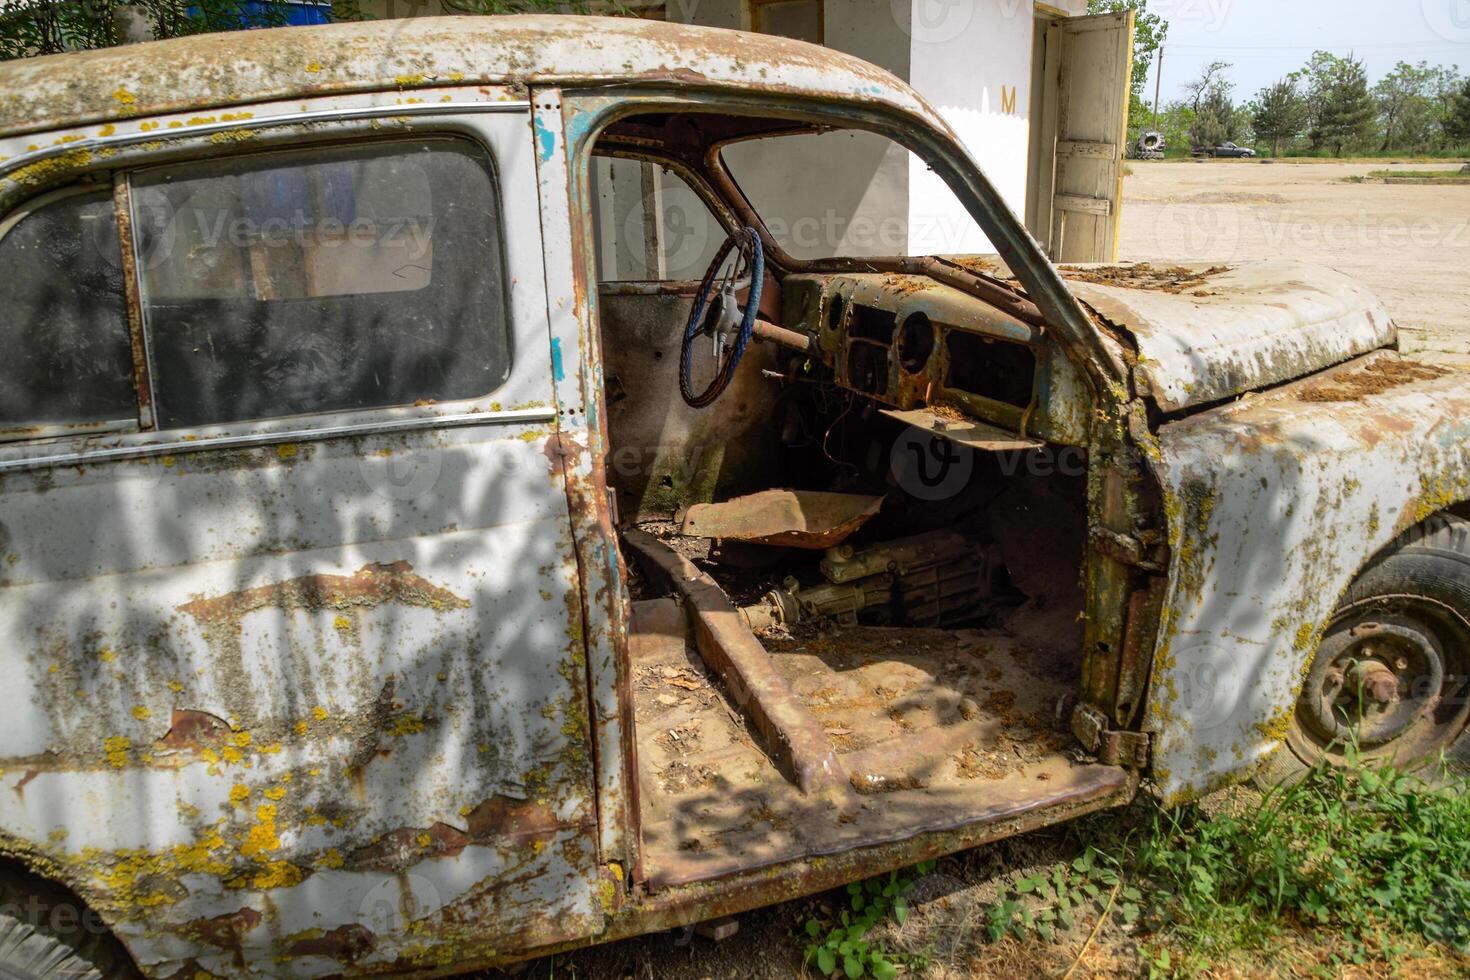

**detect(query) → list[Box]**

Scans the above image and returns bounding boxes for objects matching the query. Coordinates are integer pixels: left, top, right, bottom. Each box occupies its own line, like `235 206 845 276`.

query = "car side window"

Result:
0 189 136 432
130 138 510 428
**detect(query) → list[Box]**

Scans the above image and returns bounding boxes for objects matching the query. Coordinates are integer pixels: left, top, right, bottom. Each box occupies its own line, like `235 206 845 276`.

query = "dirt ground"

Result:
1118 160 1470 364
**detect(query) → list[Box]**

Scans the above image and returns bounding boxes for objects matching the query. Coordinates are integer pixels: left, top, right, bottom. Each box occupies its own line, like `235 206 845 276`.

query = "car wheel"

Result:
0 869 135 979
1263 514 1470 787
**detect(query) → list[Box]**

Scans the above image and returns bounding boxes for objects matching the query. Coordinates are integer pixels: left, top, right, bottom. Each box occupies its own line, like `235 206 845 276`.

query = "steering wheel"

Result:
680 227 764 408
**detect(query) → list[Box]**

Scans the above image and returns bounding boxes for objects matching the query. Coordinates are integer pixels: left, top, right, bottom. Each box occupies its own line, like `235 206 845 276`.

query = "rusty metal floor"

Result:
629 601 1130 889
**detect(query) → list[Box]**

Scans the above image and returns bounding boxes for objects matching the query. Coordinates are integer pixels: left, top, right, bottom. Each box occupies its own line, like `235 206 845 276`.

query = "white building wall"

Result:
906 1 1042 254
671 0 1087 259
357 0 1088 260
676 0 913 260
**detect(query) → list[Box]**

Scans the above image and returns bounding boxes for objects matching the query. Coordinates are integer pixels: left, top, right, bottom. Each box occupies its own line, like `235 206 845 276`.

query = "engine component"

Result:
740 529 996 629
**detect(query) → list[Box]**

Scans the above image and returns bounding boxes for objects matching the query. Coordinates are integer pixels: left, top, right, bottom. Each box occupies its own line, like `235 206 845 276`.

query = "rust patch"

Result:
543 431 585 481
186 907 262 957
289 923 376 964
1061 262 1230 295
346 822 469 873
1297 359 1449 403
466 795 563 842
178 561 469 627
11 769 40 797
156 708 232 750
681 490 885 550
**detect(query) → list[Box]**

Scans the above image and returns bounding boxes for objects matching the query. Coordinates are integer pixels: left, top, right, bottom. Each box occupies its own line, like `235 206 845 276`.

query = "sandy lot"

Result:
1118 160 1470 360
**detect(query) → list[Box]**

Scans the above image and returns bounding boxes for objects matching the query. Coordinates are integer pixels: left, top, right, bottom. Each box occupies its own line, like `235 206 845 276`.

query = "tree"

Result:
1182 61 1234 148
1449 76 1470 144
1299 51 1377 156
1088 0 1169 131
1250 78 1308 156
0 0 591 60
1374 61 1441 152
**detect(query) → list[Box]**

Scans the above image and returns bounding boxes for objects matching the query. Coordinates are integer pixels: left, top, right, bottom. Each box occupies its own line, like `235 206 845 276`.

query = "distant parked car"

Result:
1192 141 1256 158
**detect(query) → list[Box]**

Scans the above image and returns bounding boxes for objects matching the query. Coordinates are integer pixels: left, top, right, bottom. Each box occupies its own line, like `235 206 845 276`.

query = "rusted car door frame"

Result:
0 91 611 976
537 84 1161 892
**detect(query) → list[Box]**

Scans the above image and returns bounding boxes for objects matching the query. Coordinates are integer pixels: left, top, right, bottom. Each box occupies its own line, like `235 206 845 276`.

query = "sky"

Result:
1152 0 1470 104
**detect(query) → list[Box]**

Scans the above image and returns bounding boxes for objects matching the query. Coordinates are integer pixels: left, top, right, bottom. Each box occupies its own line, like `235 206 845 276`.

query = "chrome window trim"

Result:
0 406 558 475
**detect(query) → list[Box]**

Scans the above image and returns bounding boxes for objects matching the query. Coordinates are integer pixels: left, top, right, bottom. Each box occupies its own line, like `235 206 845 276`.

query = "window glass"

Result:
131 139 510 428
590 156 725 282
0 190 135 431
720 130 1001 263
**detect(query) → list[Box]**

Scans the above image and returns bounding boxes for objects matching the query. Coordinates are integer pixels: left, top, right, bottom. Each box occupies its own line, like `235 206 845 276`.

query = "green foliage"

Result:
965 752 1470 974
0 0 322 59
1373 61 1457 153
982 845 1140 943
0 0 573 60
1449 76 1470 143
1087 0 1169 131
802 862 935 979
1249 78 1309 157
1139 755 1470 963
1180 61 1237 148
1297 51 1378 155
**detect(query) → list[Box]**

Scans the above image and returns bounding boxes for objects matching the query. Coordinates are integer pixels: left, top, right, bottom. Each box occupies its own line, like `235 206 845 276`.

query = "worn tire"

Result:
0 869 134 980
1262 514 1470 788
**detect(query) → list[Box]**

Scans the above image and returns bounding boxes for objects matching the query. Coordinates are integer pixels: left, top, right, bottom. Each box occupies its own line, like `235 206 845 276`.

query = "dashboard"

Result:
780 273 1090 447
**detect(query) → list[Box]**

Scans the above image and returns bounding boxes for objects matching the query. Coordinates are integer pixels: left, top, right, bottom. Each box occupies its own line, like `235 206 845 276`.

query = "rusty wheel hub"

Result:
1302 618 1444 748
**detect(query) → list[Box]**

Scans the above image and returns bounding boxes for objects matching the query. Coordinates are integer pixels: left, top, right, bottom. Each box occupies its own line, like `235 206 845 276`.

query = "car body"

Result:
0 15 1467 979
1192 141 1256 158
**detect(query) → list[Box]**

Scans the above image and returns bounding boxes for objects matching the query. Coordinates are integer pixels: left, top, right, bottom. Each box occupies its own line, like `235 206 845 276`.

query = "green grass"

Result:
1278 147 1470 160
1364 169 1470 182
1135 756 1470 972
805 752 1470 977
958 752 1464 975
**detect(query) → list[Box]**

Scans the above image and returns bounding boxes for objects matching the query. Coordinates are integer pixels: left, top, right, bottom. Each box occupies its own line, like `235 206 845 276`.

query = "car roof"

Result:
0 14 937 141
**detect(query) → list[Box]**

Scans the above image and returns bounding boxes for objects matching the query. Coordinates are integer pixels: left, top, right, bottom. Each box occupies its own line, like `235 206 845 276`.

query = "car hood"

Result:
1055 260 1395 412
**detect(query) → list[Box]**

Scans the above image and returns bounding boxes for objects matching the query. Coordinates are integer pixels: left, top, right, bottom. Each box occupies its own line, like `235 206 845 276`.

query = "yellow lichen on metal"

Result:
103 736 130 768
239 803 281 857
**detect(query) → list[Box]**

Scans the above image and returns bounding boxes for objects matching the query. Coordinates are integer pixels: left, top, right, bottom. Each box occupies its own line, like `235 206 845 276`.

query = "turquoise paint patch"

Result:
550 337 565 381
534 116 556 162
565 110 596 148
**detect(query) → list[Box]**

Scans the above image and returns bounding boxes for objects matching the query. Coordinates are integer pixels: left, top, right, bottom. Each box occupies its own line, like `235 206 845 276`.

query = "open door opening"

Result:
1025 8 1135 263
583 108 1137 891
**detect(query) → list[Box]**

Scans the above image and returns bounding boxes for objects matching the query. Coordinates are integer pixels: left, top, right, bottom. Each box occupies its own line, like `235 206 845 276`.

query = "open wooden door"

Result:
1029 9 1134 263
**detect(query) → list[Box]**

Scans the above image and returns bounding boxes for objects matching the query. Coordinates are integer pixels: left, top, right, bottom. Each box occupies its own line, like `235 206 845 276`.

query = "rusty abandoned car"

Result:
1 15 1469 978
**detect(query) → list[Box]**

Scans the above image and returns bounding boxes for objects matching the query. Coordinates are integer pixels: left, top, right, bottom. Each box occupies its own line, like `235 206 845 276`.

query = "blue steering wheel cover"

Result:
679 227 765 408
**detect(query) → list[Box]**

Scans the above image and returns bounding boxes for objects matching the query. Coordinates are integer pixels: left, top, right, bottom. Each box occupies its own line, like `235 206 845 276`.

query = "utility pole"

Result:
1152 44 1164 131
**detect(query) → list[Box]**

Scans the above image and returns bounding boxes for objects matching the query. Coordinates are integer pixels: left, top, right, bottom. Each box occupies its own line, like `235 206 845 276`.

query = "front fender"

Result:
1142 352 1470 802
